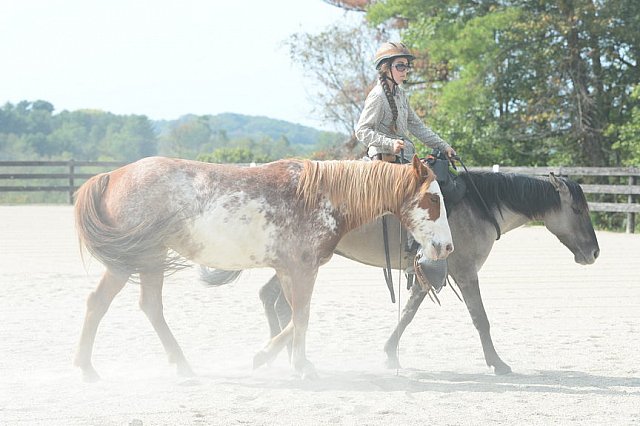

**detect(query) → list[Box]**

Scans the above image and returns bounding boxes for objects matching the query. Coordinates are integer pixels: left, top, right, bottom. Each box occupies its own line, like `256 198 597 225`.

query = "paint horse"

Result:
73 155 453 381
204 172 599 374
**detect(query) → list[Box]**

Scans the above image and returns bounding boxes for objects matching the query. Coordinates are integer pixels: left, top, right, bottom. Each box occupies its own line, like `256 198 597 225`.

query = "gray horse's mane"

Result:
461 172 587 220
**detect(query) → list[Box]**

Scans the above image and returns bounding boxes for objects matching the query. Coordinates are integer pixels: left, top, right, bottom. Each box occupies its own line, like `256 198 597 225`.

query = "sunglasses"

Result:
393 63 411 72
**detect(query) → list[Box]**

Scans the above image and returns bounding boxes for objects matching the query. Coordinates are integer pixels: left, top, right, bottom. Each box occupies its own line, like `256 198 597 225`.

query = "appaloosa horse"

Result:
73 155 452 381
204 171 599 374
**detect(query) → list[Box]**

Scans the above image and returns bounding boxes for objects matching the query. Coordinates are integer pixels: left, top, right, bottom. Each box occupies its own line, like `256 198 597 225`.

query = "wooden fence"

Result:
1 160 639 232
0 160 124 204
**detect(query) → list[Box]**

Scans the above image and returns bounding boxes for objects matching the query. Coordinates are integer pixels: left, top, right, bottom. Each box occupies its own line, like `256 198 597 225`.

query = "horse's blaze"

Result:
418 192 441 221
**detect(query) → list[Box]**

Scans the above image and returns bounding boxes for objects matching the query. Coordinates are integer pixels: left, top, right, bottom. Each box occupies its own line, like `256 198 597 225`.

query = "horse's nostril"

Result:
593 249 600 259
445 243 453 253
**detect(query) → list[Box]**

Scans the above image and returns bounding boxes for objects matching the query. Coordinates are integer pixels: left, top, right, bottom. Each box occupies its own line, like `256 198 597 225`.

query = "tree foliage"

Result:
314 0 640 166
0 101 157 161
0 101 344 162
364 0 640 166
610 85 640 166
286 21 386 158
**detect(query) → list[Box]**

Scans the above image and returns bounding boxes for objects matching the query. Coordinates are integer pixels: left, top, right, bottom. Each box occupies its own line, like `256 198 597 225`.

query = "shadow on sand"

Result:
206 368 640 396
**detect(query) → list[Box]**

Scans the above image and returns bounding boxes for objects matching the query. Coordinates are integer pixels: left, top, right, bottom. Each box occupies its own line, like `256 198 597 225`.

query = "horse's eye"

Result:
430 195 440 204
571 206 581 215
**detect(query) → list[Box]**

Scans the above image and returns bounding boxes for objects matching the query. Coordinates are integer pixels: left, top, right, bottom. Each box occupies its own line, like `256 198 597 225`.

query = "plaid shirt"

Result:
355 81 450 161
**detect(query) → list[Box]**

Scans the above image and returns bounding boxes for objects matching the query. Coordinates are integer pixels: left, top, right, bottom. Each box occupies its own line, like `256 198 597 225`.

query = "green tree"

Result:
366 0 640 166
610 85 640 165
197 146 273 164
286 20 382 157
158 117 213 159
99 115 157 161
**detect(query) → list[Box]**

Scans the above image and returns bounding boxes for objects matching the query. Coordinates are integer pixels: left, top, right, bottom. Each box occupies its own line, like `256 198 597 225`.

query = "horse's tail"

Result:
198 266 243 286
74 173 187 275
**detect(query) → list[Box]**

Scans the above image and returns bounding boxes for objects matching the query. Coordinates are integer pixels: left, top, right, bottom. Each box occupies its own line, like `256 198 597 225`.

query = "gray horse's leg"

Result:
457 276 511 374
383 282 429 368
259 275 293 360
259 275 285 338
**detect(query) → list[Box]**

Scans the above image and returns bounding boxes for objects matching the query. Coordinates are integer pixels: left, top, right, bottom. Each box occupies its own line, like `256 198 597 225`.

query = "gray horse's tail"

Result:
199 266 243 286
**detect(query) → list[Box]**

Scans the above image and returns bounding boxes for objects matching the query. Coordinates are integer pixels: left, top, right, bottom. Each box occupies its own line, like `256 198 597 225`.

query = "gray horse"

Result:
202 172 600 375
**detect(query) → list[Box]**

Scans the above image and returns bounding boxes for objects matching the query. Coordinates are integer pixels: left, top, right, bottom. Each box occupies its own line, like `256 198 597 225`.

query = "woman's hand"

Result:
445 146 457 159
393 139 405 154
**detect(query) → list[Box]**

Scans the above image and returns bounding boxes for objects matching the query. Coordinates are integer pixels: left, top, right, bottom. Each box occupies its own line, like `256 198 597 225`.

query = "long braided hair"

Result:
377 61 399 134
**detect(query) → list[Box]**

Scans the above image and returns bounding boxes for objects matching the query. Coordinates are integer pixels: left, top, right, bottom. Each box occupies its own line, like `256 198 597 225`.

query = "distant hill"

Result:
0 100 349 165
153 112 345 147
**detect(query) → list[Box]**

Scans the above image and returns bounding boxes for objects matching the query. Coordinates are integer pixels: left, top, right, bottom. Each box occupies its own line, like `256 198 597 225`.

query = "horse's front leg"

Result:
456 275 511 375
74 269 129 382
384 281 429 369
139 271 194 377
288 270 318 379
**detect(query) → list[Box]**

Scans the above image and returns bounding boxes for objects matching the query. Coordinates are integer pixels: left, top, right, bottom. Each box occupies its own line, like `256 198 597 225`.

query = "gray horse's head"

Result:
543 173 600 265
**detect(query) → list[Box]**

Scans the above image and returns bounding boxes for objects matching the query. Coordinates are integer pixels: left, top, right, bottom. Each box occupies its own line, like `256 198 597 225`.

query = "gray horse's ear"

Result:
549 172 568 194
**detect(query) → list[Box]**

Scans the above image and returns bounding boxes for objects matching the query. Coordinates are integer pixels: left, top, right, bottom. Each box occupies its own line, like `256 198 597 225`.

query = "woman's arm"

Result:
407 106 452 153
355 90 397 154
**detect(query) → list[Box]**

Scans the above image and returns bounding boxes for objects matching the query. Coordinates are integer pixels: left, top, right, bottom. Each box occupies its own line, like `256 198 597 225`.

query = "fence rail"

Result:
1 160 638 232
0 160 124 204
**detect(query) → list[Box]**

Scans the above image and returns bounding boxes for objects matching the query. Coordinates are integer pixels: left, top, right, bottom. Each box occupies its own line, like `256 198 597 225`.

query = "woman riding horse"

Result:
356 41 459 291
355 41 456 163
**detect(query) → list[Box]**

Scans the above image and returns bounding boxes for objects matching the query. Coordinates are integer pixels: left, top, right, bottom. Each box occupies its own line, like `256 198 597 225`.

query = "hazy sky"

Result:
0 1 355 129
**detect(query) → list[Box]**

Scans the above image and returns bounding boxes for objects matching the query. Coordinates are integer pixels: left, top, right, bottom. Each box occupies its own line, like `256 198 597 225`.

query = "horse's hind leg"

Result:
259 275 285 338
139 270 194 377
383 282 429 369
75 269 129 382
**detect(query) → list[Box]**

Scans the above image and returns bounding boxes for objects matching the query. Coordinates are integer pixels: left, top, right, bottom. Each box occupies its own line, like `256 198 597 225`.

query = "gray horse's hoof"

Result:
81 366 101 383
177 362 195 377
385 356 402 370
493 362 512 375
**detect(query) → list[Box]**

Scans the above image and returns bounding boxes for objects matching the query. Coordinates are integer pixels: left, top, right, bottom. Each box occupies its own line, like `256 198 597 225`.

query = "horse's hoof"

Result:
177 362 195 377
298 361 318 380
493 363 512 375
253 350 273 369
385 356 402 370
302 368 319 380
81 367 101 383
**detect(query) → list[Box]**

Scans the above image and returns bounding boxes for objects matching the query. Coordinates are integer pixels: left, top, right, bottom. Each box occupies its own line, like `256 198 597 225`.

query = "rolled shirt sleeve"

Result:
355 87 396 155
407 106 451 152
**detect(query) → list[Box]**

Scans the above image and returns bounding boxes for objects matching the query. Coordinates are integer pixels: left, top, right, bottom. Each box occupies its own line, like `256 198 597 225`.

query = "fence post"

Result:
68 159 75 205
628 175 636 234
